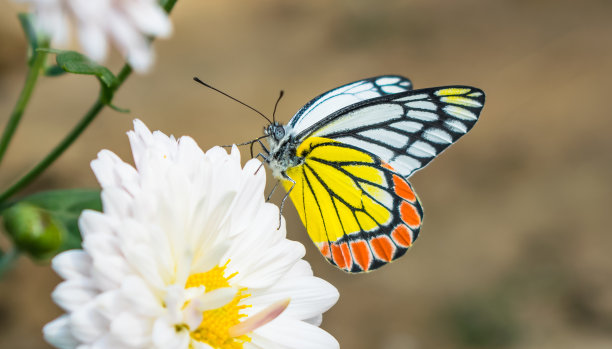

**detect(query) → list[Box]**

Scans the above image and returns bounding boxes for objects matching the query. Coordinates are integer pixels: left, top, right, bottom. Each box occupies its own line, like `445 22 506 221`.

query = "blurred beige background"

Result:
1 0 612 348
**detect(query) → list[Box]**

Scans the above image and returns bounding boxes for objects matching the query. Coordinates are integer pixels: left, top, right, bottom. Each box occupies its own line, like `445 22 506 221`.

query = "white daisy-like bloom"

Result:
43 120 340 349
17 0 172 72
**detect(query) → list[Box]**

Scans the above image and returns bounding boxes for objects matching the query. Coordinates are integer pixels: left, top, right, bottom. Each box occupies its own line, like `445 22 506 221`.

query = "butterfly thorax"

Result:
264 123 303 180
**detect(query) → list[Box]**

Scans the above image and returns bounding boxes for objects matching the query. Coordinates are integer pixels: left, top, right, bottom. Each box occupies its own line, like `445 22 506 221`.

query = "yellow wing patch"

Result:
281 137 423 273
434 87 471 96
295 137 375 163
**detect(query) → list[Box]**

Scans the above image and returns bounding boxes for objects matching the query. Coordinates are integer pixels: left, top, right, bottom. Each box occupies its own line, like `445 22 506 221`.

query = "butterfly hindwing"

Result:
302 86 485 177
289 76 413 136
281 137 423 273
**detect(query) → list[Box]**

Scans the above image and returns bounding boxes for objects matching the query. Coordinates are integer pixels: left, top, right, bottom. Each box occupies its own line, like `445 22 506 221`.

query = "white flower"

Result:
43 120 340 349
17 0 172 72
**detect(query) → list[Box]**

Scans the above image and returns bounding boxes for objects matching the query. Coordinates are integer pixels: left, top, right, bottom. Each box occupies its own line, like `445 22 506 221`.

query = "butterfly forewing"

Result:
281 137 423 273
289 76 413 136
304 86 485 178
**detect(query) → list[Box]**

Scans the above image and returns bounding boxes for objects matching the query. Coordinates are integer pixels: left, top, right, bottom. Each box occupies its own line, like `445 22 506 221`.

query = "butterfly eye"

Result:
274 127 285 140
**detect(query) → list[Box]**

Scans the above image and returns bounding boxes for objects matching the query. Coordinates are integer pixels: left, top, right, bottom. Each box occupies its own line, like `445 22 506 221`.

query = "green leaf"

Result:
109 103 131 113
39 49 118 88
44 64 66 77
17 13 38 65
18 13 38 52
4 189 102 258
18 13 49 66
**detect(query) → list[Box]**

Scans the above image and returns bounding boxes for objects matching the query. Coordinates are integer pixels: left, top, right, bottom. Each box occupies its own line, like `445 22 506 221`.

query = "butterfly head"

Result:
265 123 291 153
265 122 286 142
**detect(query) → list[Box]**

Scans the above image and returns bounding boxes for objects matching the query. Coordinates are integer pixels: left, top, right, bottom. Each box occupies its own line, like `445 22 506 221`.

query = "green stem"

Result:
0 66 133 205
0 45 48 166
0 100 105 204
0 0 179 205
0 248 19 278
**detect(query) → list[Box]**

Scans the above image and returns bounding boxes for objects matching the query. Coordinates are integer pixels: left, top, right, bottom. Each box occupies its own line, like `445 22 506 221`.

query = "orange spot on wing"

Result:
381 162 394 170
370 236 395 262
331 244 347 270
392 175 416 202
319 243 331 259
400 201 421 228
391 224 412 247
350 240 372 271
339 243 352 271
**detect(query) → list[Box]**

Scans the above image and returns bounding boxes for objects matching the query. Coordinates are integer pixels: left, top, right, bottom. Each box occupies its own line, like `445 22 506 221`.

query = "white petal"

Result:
227 159 266 236
124 1 172 37
304 314 323 326
232 239 305 289
191 340 214 349
43 315 79 349
89 334 134 349
247 276 338 321
52 279 97 312
126 43 154 73
90 150 126 188
100 188 133 219
191 287 237 312
69 304 107 343
287 260 314 277
120 276 164 317
76 23 108 62
110 312 153 347
52 250 92 280
36 7 70 45
152 318 190 349
128 119 154 168
253 317 339 349
78 210 116 239
94 290 128 320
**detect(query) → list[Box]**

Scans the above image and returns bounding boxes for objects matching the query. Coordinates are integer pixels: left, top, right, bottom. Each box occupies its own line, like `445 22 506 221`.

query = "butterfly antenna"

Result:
193 77 273 124
272 90 284 123
220 134 270 148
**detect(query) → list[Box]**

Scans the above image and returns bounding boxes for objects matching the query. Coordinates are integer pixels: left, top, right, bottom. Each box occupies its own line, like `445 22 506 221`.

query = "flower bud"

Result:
2 202 63 259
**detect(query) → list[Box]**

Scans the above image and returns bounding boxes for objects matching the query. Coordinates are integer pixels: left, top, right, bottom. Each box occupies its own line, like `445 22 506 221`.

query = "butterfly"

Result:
256 75 485 273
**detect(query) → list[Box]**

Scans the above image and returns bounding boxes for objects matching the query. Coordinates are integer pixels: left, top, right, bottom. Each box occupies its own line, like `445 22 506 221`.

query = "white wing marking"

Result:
405 101 437 110
334 137 395 160
389 120 423 133
444 119 467 134
406 109 439 122
423 128 452 144
290 76 413 136
408 141 437 158
361 183 395 210
376 76 401 85
443 105 477 120
311 103 404 138
359 129 409 149
382 85 406 94
395 94 427 101
389 155 422 175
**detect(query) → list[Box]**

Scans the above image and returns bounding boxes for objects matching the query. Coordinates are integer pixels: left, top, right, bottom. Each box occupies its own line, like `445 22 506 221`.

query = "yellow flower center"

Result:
185 263 251 349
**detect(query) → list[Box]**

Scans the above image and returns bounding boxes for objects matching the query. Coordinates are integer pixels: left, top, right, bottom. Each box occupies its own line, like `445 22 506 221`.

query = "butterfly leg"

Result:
250 138 269 158
254 152 268 174
249 141 256 158
257 139 269 153
266 180 280 202
277 174 295 229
